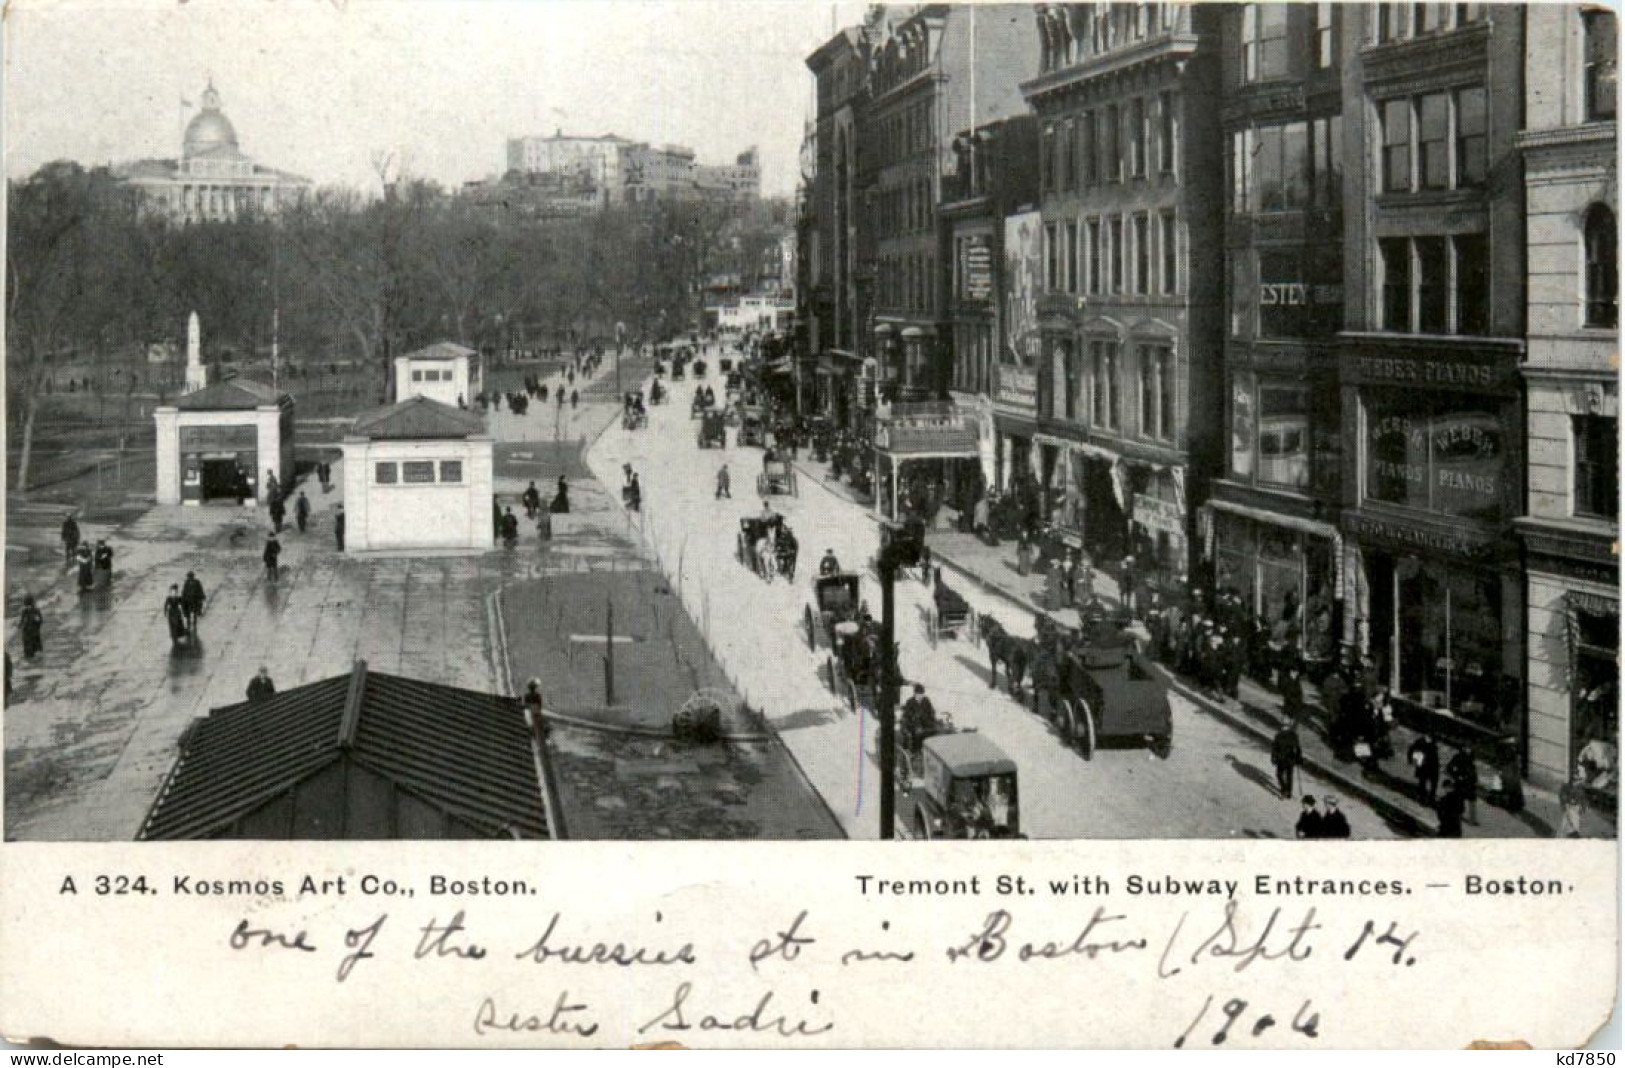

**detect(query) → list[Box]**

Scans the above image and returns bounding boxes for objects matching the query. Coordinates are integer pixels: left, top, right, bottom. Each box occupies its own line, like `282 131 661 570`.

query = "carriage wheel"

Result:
927 607 938 648
803 605 816 650
1068 698 1097 761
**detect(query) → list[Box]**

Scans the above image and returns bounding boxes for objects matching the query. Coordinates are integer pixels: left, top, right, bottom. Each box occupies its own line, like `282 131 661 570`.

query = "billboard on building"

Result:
1003 210 1043 369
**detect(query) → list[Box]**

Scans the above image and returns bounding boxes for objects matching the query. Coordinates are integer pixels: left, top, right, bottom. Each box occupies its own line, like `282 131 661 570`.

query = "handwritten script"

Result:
220 902 1421 1046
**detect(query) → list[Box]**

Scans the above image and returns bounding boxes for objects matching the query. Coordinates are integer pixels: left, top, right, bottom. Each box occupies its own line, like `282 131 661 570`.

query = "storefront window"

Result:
1364 391 1505 520
1572 603 1619 790
1229 375 1256 479
1258 384 1310 489
1395 559 1504 723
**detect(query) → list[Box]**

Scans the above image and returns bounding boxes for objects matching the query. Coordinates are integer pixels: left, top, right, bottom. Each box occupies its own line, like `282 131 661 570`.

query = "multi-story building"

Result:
1337 3 1528 761
867 4 1038 401
1209 2 1350 666
504 131 635 206
624 143 698 200
942 115 1041 490
1516 5 1617 790
1020 2 1223 585
804 26 870 426
117 80 310 223
694 148 762 202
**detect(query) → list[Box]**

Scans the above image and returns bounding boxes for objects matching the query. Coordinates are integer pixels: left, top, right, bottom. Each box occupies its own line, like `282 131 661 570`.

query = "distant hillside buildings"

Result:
484 129 760 214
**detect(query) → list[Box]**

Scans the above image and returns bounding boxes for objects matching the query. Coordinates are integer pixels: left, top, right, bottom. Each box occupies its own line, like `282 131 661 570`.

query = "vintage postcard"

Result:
1 0 1618 1049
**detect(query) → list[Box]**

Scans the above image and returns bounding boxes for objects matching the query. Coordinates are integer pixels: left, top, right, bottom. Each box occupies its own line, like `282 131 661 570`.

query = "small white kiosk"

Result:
393 342 479 408
154 378 294 505
339 396 493 552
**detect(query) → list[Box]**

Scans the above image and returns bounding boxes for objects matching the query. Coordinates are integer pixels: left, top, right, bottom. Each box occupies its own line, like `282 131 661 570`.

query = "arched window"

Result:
1584 203 1617 328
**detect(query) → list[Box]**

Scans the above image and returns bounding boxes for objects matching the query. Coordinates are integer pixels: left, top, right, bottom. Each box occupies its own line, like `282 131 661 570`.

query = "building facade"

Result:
1209 1 1350 667
942 115 1041 490
153 378 295 506
505 132 635 206
117 80 310 223
393 342 479 408
1021 1 1224 585
1516 4 1618 789
341 398 495 553
867 4 1039 402
1338 2 1529 761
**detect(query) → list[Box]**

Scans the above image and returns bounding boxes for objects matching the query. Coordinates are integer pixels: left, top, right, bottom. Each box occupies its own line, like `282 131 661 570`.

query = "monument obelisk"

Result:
183 311 207 394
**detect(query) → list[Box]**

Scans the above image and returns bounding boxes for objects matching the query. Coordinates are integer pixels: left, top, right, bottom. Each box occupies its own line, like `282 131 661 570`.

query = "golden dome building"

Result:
117 79 310 223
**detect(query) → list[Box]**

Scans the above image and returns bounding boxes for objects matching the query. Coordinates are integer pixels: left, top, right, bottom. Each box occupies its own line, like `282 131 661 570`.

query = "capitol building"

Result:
117 80 310 223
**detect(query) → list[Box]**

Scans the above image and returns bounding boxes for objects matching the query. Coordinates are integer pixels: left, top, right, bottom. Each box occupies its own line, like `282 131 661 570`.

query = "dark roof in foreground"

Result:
349 395 488 440
139 661 547 840
172 377 289 410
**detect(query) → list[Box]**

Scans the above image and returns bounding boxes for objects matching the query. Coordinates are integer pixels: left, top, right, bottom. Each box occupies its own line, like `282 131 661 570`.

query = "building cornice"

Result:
1516 121 1617 154
1021 33 1201 105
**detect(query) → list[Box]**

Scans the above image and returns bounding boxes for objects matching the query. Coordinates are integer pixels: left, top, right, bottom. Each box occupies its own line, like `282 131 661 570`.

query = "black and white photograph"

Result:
3 0 1617 849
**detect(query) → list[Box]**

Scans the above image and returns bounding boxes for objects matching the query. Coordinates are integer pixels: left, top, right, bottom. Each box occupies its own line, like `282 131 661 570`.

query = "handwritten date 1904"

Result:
1175 994 1321 1048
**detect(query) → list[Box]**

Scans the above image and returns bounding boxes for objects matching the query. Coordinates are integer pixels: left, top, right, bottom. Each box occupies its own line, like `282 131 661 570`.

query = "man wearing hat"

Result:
819 549 841 577
900 684 938 755
1320 796 1351 838
1295 794 1325 839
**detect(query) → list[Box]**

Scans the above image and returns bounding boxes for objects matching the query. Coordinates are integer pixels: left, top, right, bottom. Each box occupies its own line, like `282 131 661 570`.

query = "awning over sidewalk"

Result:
1206 497 1340 542
875 422 981 459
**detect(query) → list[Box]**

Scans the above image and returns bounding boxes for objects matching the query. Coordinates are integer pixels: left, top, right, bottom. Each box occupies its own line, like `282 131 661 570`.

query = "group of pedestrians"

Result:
161 572 208 644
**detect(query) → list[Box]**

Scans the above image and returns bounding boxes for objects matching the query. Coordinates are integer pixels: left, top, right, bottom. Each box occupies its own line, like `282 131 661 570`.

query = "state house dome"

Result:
182 80 239 158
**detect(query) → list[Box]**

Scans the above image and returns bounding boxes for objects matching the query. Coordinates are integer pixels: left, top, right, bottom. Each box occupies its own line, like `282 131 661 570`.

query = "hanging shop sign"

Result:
1133 493 1184 536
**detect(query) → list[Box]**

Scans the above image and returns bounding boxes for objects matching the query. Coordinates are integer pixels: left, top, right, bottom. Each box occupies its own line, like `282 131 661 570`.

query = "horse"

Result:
978 612 1032 698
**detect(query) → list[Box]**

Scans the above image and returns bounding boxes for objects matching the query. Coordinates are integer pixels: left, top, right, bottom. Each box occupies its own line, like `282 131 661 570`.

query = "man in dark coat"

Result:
19 595 43 659
60 513 80 568
1271 723 1303 799
1280 664 1306 725
75 543 94 592
1446 747 1480 825
1320 796 1352 838
181 572 206 634
333 504 346 552
269 493 286 534
1409 735 1441 804
294 491 311 534
163 584 188 644
523 481 542 519
1295 794 1325 839
246 667 276 702
551 477 570 514
93 540 114 586
263 533 282 583
1435 780 1466 838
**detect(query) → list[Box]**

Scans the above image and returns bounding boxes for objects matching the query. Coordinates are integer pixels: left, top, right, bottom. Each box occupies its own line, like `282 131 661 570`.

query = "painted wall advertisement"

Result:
1003 210 1043 369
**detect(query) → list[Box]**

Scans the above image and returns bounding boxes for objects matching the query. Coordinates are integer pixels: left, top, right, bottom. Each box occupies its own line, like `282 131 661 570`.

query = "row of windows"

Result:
410 368 455 383
1038 3 1182 73
1240 3 1335 82
375 460 463 485
1041 92 1177 193
1047 339 1178 444
878 251 936 314
1379 234 1490 336
1373 2 1485 44
1231 116 1342 215
873 99 935 169
875 177 933 239
1379 87 1487 194
1044 211 1181 298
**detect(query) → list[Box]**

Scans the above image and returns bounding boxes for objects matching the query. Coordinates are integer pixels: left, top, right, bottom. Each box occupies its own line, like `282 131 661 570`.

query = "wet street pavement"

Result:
5 352 839 841
588 356 1406 841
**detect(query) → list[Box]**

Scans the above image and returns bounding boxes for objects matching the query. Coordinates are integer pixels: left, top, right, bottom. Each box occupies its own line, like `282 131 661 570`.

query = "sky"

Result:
4 0 874 197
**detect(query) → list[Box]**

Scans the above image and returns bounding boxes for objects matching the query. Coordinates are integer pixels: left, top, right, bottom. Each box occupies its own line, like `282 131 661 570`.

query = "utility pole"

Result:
877 552 899 839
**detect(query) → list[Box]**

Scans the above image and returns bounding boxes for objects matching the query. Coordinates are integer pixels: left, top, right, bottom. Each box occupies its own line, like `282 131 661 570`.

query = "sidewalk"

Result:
790 452 1613 840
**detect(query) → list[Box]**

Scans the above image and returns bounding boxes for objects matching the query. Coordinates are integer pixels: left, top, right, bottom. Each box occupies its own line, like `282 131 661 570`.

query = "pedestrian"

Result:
60 513 80 568
1320 797 1351 838
334 504 346 552
181 571 206 633
523 481 541 519
1408 735 1441 804
269 493 286 534
552 476 570 514
246 666 277 702
319 461 331 491
75 543 94 593
292 491 310 534
1295 794 1325 839
523 677 545 723
1271 722 1303 799
163 584 187 645
1445 747 1480 825
266 469 280 503
1279 663 1306 724
1560 769 1588 837
263 532 282 584
93 540 114 588
627 473 642 512
19 595 43 659
1434 779 1466 838
4 650 12 701
716 463 731 499
1321 663 1348 723
571 389 578 409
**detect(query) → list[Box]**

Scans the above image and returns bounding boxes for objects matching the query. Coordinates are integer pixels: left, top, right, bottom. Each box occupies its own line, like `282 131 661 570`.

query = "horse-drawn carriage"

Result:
900 731 1021 840
803 572 861 651
871 516 929 579
738 409 767 448
696 411 727 448
828 619 881 712
735 515 798 581
621 392 647 430
1029 613 1171 759
758 455 798 496
926 567 977 647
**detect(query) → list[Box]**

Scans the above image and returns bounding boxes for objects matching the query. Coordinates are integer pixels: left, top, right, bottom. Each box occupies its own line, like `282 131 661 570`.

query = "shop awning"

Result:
1206 497 1339 542
761 358 793 376
876 423 981 459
